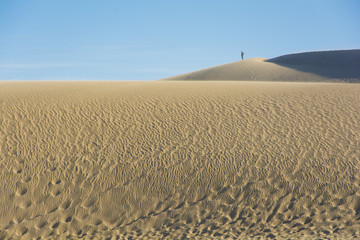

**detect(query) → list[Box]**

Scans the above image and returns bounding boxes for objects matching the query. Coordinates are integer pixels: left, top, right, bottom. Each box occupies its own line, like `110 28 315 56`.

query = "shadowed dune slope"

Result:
0 82 360 239
162 50 360 82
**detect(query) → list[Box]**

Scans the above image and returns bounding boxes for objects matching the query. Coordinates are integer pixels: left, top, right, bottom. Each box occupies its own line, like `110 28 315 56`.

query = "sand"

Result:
0 81 359 239
162 50 360 82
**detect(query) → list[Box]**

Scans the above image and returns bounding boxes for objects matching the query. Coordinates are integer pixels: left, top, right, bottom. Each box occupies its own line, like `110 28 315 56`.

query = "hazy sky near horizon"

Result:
1 0 359 80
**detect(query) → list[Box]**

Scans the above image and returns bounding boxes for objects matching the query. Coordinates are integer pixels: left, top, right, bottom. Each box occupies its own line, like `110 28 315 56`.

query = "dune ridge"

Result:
162 50 360 82
0 81 359 239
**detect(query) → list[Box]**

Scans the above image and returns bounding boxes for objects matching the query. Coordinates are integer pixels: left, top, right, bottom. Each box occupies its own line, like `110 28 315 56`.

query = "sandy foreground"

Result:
0 81 359 239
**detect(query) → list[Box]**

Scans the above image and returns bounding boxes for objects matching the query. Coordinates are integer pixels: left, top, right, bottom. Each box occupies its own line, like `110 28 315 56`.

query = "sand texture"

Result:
0 81 360 239
162 50 360 82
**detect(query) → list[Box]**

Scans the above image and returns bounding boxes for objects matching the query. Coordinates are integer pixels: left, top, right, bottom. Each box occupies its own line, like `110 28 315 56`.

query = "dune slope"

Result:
0 82 359 239
162 50 360 82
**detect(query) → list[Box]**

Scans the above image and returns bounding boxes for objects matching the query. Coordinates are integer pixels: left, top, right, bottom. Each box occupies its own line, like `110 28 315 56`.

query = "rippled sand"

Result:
0 81 359 239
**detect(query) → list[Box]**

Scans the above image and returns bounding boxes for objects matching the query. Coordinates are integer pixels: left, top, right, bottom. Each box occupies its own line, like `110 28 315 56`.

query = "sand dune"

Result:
162 50 360 82
0 81 360 239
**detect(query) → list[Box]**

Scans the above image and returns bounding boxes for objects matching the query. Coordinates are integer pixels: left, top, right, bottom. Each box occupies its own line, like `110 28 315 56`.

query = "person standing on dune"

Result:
241 51 244 60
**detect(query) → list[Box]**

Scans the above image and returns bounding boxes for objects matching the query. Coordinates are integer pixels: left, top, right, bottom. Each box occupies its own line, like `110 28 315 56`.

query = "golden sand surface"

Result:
0 81 359 239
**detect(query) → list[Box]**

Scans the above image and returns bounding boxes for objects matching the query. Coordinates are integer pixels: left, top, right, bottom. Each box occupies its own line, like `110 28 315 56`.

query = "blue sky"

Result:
1 0 359 80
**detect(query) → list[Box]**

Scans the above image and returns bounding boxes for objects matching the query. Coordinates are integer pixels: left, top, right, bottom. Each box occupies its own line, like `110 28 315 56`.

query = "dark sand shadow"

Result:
266 50 360 82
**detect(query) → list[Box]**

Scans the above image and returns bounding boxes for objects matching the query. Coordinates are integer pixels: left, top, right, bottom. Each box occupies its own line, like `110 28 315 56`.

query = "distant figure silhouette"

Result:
241 51 244 60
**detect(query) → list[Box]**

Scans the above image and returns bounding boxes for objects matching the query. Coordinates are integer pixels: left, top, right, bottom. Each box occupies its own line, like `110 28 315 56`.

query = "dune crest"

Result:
162 50 360 82
0 82 359 239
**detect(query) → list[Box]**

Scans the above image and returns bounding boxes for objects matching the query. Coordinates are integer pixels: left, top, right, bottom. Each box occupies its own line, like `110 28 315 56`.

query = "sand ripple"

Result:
0 82 359 239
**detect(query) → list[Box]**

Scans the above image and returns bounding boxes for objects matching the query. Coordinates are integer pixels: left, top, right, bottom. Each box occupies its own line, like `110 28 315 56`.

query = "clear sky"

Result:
1 0 359 80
